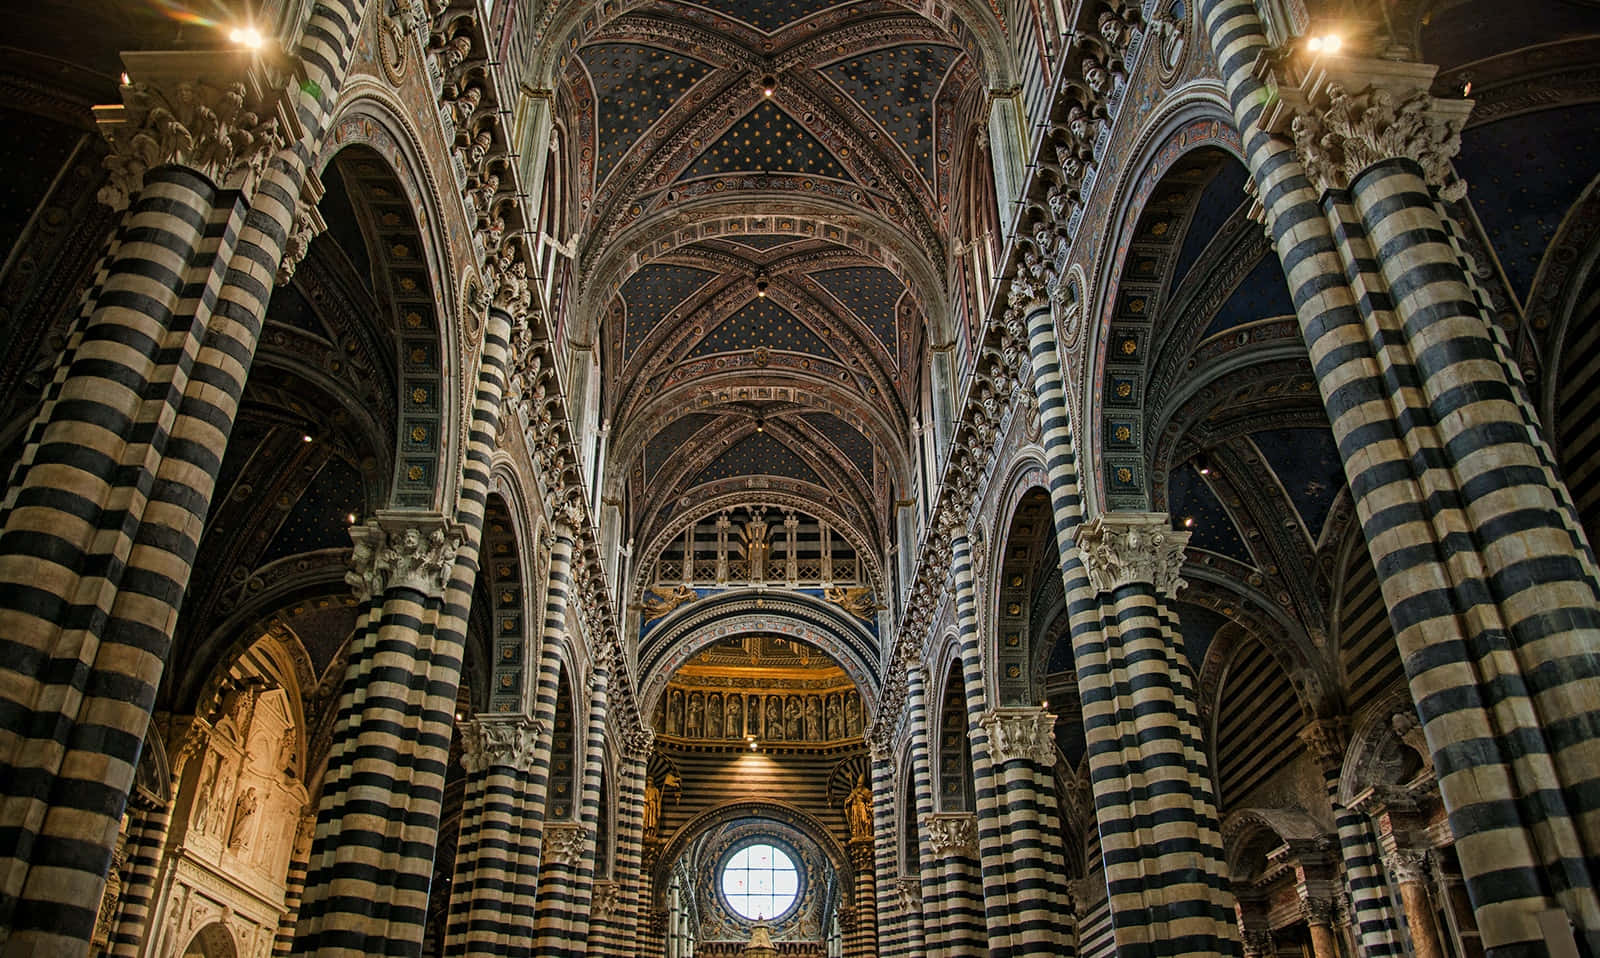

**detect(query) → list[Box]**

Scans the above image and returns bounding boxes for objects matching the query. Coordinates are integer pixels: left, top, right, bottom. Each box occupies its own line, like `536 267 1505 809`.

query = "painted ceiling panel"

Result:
1455 103 1600 298
802 412 873 480
1168 462 1253 565
824 43 958 183
646 412 718 478
1171 160 1249 289
622 263 719 356
687 298 839 360
1201 254 1295 338
259 456 366 565
580 44 713 183
690 431 826 487
683 0 848 33
810 266 902 353
682 102 846 180
1249 428 1344 540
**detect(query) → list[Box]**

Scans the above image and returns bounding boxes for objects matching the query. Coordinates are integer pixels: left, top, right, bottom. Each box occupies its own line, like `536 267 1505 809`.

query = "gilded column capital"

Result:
1077 512 1188 596
920 813 978 856
94 50 295 211
458 717 541 774
979 707 1057 766
346 511 466 602
543 821 590 866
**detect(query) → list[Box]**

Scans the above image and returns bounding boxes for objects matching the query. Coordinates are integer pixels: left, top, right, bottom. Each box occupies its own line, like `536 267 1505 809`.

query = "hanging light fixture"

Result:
755 272 770 298
760 74 777 97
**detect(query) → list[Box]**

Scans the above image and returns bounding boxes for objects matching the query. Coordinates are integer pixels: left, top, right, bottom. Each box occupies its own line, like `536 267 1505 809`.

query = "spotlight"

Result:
302 434 313 443
1305 33 1342 54
346 512 358 524
1184 517 1195 529
760 74 777 97
229 24 265 49
750 740 759 750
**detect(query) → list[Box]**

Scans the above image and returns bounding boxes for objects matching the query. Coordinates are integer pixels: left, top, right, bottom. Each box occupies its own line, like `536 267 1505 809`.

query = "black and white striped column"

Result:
535 662 610 956
1199 1 1600 949
1075 512 1236 956
901 656 934 958
444 718 541 955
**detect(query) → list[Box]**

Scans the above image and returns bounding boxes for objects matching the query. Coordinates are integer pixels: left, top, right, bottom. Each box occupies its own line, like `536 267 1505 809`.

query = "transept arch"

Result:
638 591 882 717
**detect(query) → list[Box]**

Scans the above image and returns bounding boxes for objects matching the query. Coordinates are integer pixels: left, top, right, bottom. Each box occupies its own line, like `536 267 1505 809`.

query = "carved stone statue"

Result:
805 697 822 741
687 693 704 738
228 786 259 850
785 697 803 740
827 698 843 740
766 696 783 739
844 773 873 841
728 695 743 738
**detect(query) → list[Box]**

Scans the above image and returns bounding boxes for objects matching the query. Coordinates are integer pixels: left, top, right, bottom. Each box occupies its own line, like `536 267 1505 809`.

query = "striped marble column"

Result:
444 718 542 955
1016 289 1237 956
1198 2 1600 950
1300 720 1404 957
901 656 934 958
534 663 610 957
293 513 470 953
102 797 171 958
0 2 371 946
846 838 878 958
1075 513 1236 956
921 812 983 958
946 531 1014 952
603 734 653 958
978 706 1073 956
272 811 317 958
867 744 900 958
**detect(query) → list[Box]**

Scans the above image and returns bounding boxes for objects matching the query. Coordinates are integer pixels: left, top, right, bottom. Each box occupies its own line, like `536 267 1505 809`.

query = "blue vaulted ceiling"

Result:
1249 428 1345 541
683 102 847 180
580 44 713 184
684 0 848 33
824 44 959 184
687 298 839 360
622 264 719 357
1169 462 1252 565
691 431 826 487
803 412 874 480
810 266 903 357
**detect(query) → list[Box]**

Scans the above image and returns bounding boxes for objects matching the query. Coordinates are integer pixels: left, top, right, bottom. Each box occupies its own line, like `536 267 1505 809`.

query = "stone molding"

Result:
458 717 542 774
1077 512 1188 596
920 813 977 856
542 822 591 866
980 707 1057 766
346 511 466 602
94 50 295 212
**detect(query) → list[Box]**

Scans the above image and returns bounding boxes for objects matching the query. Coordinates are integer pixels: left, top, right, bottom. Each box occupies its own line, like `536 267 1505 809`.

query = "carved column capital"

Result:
1383 848 1432 886
542 821 590 866
1298 717 1348 769
1258 56 1472 201
624 725 656 759
1301 894 1339 926
979 707 1057 765
1077 512 1188 596
920 813 978 856
346 511 466 602
459 717 540 774
1239 929 1277 958
94 50 295 212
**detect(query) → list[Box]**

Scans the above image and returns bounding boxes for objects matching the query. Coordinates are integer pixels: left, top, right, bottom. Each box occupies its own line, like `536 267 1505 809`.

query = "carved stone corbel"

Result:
1076 512 1188 596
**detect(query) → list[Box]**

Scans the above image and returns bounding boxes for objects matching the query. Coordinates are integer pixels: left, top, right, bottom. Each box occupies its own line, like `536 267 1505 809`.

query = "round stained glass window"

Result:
720 842 801 920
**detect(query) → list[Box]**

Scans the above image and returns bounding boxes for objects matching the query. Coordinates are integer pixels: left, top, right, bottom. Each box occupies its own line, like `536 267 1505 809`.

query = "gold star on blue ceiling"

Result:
687 299 839 361
682 102 845 180
580 44 713 184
